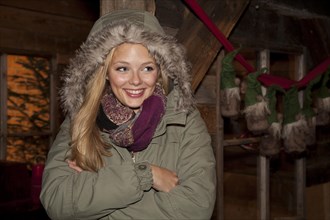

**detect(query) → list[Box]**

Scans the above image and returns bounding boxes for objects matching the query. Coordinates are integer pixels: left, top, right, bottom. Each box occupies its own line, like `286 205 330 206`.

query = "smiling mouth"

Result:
125 89 144 96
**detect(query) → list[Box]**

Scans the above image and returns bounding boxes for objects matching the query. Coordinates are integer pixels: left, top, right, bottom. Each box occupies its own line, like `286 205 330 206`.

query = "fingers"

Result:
150 164 179 192
67 160 83 173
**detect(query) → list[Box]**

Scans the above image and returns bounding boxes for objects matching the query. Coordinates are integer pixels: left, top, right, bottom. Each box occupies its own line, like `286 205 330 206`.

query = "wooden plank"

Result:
195 75 216 104
299 18 330 65
155 0 184 29
0 54 8 160
177 0 250 91
0 6 93 39
229 4 305 56
0 27 83 54
215 51 225 220
100 0 155 16
257 155 270 220
295 158 306 219
324 183 330 219
223 137 260 147
257 49 270 220
196 104 216 134
0 0 98 20
295 53 306 219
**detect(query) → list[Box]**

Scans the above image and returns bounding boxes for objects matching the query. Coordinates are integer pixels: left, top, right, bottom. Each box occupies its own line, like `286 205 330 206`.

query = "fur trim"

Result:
306 116 316 127
243 98 270 119
317 97 330 112
282 115 309 153
316 110 330 125
60 21 194 117
282 116 308 139
221 87 240 105
220 87 240 118
268 122 282 139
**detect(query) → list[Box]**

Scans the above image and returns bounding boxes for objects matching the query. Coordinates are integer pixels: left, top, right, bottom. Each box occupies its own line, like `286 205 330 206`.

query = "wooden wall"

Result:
0 0 99 57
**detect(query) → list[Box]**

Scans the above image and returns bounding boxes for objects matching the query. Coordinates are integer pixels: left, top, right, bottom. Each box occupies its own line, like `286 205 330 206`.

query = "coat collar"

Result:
153 90 188 138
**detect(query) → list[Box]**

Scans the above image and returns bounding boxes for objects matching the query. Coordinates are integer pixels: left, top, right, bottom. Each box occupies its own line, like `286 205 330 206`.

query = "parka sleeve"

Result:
153 109 217 219
40 117 148 220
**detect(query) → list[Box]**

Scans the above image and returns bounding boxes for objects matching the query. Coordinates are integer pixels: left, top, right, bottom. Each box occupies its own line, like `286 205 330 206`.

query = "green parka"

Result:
40 90 216 219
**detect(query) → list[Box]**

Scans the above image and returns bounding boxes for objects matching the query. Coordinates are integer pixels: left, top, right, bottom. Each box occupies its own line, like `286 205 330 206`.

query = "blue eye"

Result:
116 67 127 72
143 66 154 72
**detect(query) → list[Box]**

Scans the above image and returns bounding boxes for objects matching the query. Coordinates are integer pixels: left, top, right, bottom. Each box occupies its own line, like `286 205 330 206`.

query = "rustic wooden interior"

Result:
0 0 330 219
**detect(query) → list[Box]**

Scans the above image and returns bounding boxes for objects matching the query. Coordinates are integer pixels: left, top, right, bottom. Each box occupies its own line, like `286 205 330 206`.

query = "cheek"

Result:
108 73 127 87
147 73 159 85
147 77 158 86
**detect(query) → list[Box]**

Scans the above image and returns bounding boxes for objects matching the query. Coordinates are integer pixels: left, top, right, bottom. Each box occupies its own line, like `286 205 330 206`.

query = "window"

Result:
0 53 55 168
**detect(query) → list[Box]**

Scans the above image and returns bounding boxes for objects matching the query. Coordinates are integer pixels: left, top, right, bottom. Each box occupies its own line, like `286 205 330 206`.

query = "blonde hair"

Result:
69 44 168 172
70 51 114 172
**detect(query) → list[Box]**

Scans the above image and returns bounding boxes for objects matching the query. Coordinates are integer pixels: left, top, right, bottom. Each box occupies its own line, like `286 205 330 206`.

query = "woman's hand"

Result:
67 160 83 173
150 164 179 192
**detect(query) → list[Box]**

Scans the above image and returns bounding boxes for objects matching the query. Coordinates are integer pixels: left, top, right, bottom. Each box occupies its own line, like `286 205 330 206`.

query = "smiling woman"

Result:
40 9 216 220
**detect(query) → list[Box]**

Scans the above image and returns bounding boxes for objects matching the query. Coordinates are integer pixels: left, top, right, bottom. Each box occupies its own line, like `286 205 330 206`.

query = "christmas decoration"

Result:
243 68 270 133
259 85 284 156
220 48 241 118
315 68 330 125
302 76 321 145
282 86 309 154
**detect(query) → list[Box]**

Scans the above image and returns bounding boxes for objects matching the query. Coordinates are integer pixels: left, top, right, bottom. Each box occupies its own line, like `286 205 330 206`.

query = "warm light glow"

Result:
5 55 50 167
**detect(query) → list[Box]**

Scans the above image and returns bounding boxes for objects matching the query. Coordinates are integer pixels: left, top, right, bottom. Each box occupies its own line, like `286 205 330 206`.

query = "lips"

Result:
125 89 144 97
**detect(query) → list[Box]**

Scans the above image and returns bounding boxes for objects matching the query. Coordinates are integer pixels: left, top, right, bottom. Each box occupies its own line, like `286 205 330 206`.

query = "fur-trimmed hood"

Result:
60 9 194 117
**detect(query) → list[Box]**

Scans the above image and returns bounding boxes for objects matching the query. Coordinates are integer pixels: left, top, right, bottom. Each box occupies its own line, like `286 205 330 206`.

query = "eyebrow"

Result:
112 61 156 66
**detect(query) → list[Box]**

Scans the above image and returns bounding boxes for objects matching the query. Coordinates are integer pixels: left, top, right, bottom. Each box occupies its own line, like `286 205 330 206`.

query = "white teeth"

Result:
126 89 143 94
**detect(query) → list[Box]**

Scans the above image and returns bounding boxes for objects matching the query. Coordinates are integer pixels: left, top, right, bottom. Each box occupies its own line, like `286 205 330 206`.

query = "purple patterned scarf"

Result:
96 84 166 152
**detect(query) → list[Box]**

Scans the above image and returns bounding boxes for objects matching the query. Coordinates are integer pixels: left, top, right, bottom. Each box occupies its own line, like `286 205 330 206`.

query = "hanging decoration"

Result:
282 87 309 154
302 76 321 145
220 48 241 118
243 68 270 133
315 68 330 125
259 85 284 156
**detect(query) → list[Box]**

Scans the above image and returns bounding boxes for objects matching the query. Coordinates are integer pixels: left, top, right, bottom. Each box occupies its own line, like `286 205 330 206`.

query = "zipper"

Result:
131 151 136 163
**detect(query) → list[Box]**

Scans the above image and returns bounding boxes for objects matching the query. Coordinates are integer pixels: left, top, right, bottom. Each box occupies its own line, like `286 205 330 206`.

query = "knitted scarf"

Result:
96 84 166 152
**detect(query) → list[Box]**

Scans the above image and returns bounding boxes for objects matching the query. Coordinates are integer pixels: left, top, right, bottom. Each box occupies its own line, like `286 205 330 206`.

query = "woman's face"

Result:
107 43 159 110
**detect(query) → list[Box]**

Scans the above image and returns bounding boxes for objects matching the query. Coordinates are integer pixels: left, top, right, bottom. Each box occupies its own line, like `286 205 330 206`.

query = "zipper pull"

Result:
131 151 136 163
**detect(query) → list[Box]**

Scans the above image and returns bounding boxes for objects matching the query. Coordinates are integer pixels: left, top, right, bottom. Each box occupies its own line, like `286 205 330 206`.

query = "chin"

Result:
127 103 142 110
125 100 144 109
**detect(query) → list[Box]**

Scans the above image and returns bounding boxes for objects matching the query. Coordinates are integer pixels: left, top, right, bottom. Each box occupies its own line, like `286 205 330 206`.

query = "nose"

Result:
129 71 142 86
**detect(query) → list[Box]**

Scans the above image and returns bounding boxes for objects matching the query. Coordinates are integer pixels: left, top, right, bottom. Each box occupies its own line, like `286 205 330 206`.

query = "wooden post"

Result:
258 49 270 220
215 50 225 220
100 0 156 16
0 54 8 160
49 57 57 146
296 53 306 219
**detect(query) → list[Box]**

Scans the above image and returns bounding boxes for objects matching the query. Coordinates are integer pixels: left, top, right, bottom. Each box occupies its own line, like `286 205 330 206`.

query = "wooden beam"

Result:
100 0 156 16
0 54 8 160
0 0 98 20
177 0 250 92
215 51 225 220
299 18 330 65
0 6 93 39
0 27 83 54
